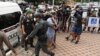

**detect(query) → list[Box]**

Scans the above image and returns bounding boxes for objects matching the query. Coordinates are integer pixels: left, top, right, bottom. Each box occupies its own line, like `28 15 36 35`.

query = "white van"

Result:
0 2 22 51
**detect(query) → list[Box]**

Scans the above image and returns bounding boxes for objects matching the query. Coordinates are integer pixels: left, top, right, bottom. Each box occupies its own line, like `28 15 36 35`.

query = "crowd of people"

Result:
0 1 100 56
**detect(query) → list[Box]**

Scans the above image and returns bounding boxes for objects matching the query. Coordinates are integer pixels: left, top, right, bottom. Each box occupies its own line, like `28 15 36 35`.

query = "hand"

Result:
13 51 17 56
25 36 28 41
54 25 59 30
14 52 17 56
23 32 26 35
11 51 17 56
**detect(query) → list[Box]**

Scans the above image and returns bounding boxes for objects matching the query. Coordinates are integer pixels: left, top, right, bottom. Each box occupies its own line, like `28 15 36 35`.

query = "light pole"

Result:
52 0 55 7
81 0 83 3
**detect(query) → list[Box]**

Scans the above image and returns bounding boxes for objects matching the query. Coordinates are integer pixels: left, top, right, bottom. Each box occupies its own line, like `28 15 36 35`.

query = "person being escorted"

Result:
26 13 55 56
63 5 71 32
0 31 17 56
47 12 58 49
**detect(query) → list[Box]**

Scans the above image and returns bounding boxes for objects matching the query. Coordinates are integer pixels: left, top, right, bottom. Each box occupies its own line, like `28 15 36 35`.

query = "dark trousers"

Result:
35 41 54 56
91 27 96 32
62 15 70 32
21 33 33 48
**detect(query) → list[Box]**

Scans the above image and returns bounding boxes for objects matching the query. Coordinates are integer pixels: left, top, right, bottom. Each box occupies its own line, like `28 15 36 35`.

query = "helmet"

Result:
34 13 42 18
26 8 33 14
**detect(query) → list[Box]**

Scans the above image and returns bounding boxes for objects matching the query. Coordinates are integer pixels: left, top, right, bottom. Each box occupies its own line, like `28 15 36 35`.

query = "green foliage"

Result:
75 0 99 2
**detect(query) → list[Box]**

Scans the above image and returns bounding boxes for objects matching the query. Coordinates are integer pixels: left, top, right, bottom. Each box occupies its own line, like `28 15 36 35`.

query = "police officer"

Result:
0 31 17 56
57 8 64 31
21 9 35 50
64 5 71 32
26 13 55 56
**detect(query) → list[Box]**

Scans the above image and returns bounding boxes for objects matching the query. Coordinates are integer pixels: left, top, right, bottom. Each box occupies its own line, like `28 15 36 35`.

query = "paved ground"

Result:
7 32 100 56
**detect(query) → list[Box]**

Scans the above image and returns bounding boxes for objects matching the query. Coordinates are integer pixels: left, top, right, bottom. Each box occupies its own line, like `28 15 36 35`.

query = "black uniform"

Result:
62 5 71 32
22 16 34 50
27 19 54 56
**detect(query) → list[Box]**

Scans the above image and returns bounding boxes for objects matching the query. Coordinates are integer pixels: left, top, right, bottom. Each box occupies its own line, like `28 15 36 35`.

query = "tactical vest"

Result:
36 21 48 42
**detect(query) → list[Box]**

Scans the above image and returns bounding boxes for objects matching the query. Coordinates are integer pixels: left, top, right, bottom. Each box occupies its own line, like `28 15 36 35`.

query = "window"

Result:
0 12 21 30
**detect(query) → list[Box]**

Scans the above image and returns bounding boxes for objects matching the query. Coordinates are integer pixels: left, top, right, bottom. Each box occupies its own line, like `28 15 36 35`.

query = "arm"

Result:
47 19 55 29
32 24 35 29
0 50 3 56
22 25 26 34
2 32 16 54
21 19 26 35
27 22 43 39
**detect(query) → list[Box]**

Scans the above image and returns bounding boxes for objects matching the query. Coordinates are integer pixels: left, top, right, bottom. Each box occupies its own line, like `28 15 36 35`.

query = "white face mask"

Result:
71 8 74 11
30 14 33 17
91 8 94 11
34 18 37 21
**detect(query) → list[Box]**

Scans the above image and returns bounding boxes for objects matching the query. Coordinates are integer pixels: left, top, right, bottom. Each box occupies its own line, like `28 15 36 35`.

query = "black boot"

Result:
21 45 24 48
25 41 28 51
83 27 86 31
66 37 69 40
51 53 55 56
71 39 74 42
87 27 90 32
75 41 79 44
36 55 39 56
91 30 93 33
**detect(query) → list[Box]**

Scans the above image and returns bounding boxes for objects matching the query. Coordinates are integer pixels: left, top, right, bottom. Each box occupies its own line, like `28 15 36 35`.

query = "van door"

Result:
0 12 21 51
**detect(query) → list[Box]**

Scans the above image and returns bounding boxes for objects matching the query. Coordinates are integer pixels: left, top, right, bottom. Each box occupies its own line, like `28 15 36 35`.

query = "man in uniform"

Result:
26 13 55 56
21 9 35 50
0 31 17 56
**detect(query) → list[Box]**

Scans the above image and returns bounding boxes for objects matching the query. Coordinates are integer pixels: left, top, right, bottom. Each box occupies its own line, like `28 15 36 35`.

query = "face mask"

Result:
29 14 32 17
34 18 37 21
91 8 94 11
71 8 74 11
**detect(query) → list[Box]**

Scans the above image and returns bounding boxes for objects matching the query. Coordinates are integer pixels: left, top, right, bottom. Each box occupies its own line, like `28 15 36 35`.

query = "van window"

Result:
0 12 21 30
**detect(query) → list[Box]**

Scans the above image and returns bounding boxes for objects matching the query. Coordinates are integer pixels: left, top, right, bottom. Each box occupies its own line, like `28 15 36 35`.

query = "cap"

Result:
26 8 33 14
75 5 80 9
38 9 44 13
34 13 42 18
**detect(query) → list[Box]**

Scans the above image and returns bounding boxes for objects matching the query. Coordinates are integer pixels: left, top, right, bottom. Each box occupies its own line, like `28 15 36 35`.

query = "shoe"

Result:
66 37 69 40
71 39 74 42
52 44 56 49
36 55 39 56
83 29 85 31
51 53 55 56
75 41 79 44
